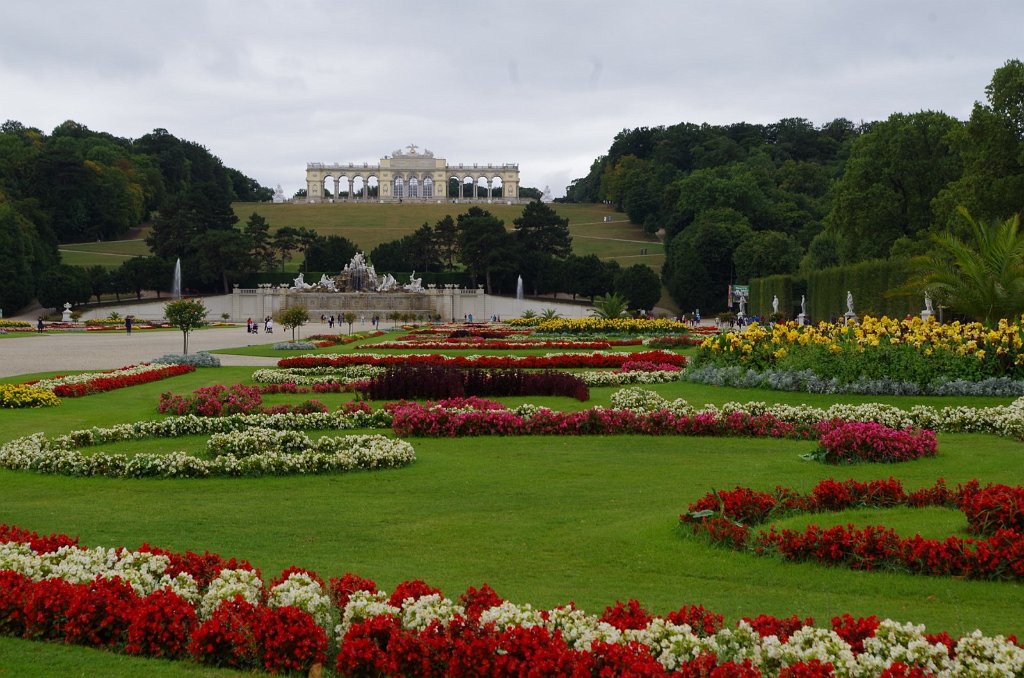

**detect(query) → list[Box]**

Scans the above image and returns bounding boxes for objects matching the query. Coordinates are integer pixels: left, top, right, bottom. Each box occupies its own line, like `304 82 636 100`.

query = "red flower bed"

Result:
2 520 1021 676
47 364 195 397
681 478 1024 581
278 350 687 370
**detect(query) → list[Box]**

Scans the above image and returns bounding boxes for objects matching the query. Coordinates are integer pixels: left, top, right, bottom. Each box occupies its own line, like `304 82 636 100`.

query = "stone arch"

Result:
463 176 475 199
408 176 420 198
321 174 335 199
367 175 379 198
337 175 351 199
352 175 365 199
423 176 434 198
489 175 504 199
476 176 489 200
393 176 405 199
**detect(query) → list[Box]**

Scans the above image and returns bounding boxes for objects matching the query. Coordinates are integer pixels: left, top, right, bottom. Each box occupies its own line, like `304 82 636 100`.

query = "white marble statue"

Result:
846 291 854 315
376 273 398 292
801 295 807 316
292 272 311 290
317 273 336 291
772 295 779 315
404 270 424 292
61 302 73 322
924 290 934 313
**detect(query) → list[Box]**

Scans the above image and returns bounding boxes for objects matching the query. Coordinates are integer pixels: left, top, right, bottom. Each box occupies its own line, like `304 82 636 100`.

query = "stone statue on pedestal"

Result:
921 290 935 322
772 295 779 315
844 290 857 322
62 302 73 322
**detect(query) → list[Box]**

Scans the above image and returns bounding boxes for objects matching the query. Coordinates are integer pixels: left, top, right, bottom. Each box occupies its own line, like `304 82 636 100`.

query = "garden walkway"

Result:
0 327 286 378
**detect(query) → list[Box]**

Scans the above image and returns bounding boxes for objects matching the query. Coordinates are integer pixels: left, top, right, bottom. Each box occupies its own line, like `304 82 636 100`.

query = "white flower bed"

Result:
251 365 384 384
609 387 1024 439
0 410 411 479
0 541 198 601
578 370 682 386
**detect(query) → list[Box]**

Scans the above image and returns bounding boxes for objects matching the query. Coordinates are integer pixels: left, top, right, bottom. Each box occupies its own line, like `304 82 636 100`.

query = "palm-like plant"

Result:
915 209 1024 324
540 308 562 320
590 292 630 319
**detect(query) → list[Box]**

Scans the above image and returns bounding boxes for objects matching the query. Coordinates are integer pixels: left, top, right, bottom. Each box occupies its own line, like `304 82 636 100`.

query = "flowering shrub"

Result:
813 421 937 464
125 588 198 659
188 596 263 669
28 363 195 397
3 522 1024 675
279 349 687 370
271 341 317 350
959 484 1024 535
0 384 60 408
682 477 1024 581
361 365 590 401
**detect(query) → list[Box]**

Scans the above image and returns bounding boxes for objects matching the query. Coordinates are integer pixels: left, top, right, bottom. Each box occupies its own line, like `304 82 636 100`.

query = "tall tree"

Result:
244 212 276 271
826 111 963 263
512 200 572 258
457 207 516 294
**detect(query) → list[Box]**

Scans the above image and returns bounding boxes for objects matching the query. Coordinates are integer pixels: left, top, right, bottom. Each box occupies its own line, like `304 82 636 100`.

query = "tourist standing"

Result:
265 317 273 333
125 316 132 335
36 317 44 333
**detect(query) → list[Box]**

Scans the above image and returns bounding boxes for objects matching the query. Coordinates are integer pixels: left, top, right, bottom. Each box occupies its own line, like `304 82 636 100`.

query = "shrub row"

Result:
361 366 590 401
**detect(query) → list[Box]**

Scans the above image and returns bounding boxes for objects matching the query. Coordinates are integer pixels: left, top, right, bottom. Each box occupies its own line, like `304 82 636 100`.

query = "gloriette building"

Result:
305 144 521 203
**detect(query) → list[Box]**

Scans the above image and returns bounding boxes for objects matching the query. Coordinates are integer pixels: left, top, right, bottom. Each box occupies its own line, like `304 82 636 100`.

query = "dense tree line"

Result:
0 121 273 312
565 60 1024 314
366 201 657 310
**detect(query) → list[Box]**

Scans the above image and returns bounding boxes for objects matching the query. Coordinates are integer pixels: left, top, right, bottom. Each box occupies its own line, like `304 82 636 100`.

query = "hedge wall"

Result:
748 259 920 323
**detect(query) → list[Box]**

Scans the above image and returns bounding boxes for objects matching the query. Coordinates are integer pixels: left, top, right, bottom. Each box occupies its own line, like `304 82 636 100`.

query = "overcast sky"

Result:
2 1 1020 198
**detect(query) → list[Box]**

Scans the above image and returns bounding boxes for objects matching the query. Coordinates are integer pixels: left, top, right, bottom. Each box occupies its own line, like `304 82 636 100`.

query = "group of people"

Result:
246 317 273 334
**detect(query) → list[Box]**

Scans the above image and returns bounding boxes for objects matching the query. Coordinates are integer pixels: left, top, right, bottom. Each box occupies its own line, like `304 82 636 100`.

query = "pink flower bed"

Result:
157 384 328 416
389 398 817 439
815 420 937 464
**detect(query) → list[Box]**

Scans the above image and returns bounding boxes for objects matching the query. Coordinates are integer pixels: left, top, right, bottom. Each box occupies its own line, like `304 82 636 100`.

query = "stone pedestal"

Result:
920 310 934 322
796 313 807 326
844 311 858 323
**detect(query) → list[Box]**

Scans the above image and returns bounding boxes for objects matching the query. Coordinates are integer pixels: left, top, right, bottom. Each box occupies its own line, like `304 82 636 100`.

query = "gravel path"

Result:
0 326 312 378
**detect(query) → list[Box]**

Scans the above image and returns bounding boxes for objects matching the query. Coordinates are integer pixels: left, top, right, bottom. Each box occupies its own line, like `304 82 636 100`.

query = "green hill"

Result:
232 201 664 269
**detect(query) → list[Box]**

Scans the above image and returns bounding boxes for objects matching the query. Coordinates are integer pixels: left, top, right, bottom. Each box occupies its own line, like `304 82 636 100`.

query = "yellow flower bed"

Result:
0 319 33 330
699 315 1024 374
0 384 61 408
508 317 688 334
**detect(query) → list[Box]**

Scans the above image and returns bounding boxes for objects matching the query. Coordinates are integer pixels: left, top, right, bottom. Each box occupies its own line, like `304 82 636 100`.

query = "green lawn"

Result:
233 201 661 268
3 353 1024 674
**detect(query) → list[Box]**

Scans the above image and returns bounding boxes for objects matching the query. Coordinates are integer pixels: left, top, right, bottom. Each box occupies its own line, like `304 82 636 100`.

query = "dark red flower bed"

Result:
45 364 195 397
278 350 687 370
681 478 1024 580
361 365 590 401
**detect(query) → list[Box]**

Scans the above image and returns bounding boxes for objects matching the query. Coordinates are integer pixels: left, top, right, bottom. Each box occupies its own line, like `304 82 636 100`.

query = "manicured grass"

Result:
4 354 1024 674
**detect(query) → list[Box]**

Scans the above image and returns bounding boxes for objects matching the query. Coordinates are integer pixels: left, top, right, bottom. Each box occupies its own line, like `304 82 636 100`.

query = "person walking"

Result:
125 316 132 335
